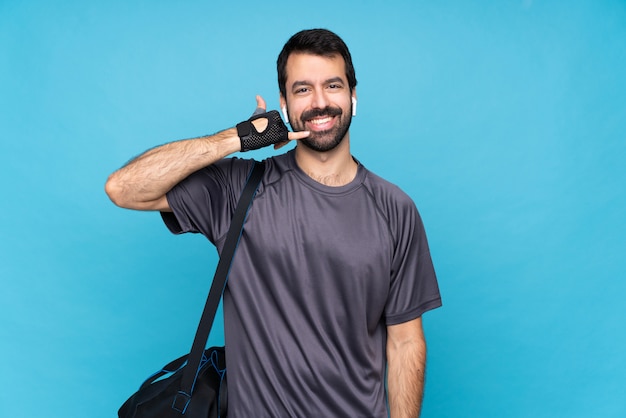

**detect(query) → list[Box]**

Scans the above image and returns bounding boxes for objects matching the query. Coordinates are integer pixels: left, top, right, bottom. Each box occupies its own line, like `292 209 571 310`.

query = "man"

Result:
106 29 442 418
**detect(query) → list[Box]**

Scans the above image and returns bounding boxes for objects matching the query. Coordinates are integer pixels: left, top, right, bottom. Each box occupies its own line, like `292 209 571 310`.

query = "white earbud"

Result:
281 106 289 123
351 97 357 117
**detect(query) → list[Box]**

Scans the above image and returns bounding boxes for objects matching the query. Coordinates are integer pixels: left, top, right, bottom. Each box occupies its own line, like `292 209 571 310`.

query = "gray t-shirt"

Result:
162 150 441 418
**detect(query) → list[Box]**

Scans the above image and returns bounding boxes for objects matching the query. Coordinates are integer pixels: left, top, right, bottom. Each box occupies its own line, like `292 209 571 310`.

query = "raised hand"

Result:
243 96 309 151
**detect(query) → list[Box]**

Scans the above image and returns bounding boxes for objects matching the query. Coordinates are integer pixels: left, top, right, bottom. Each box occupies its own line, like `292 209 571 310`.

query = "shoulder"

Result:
256 150 295 190
211 157 255 179
183 157 258 190
169 157 259 207
361 168 417 214
360 166 427 242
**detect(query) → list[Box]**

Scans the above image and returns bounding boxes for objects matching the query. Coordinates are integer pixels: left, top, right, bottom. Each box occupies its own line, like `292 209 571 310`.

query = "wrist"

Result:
198 127 241 157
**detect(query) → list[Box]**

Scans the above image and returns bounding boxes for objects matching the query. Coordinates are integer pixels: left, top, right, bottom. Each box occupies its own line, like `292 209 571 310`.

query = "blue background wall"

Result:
1 1 625 417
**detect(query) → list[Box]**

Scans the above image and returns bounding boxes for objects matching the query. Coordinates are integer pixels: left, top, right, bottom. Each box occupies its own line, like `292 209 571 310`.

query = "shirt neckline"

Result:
286 149 366 195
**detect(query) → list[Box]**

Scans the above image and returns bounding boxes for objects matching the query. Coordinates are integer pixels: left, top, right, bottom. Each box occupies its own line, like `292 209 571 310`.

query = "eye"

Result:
328 83 343 90
293 86 310 95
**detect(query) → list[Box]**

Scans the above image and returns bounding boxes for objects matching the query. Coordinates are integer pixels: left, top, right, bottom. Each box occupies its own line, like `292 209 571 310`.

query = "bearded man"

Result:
106 28 442 418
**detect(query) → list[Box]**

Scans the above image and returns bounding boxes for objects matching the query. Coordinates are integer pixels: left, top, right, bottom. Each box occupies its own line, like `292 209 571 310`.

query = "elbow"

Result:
104 173 168 211
104 174 127 208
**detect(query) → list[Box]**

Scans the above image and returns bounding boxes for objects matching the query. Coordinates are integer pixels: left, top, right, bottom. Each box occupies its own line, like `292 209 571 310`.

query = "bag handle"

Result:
173 161 265 414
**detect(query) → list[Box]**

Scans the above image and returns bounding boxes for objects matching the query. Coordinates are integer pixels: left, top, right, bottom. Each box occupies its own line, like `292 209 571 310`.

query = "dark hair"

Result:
277 28 357 98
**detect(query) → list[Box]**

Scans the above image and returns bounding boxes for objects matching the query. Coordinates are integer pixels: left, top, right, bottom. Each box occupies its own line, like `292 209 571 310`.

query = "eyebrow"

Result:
291 77 345 90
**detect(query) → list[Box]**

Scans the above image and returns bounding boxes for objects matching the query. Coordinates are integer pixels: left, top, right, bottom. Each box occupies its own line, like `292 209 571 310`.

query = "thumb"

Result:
252 95 267 116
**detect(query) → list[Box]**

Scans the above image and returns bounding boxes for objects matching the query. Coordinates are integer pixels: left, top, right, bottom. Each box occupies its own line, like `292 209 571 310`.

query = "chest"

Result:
239 185 393 313
254 184 391 264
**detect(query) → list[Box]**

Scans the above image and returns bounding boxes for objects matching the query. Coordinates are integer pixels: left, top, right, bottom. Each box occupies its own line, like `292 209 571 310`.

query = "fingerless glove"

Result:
236 110 289 152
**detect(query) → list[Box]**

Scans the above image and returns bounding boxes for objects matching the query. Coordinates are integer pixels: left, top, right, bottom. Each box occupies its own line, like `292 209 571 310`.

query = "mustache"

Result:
301 106 342 121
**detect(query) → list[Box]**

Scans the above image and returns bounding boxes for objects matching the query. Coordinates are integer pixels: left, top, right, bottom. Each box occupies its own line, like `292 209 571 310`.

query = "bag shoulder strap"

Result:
174 160 265 413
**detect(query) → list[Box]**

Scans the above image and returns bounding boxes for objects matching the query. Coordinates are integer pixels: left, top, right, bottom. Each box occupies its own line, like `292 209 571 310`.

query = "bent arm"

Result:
105 128 240 211
105 96 309 211
387 316 427 418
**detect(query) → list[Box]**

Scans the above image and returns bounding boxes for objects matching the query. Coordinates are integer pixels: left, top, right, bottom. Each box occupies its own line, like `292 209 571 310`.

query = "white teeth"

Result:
310 117 332 125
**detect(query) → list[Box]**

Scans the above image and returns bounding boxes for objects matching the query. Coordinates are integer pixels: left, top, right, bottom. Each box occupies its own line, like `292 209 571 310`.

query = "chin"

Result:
300 132 345 152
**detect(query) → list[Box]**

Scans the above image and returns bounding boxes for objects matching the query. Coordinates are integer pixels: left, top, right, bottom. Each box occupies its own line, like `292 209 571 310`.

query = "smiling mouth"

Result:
305 116 336 132
301 106 342 130
308 116 334 126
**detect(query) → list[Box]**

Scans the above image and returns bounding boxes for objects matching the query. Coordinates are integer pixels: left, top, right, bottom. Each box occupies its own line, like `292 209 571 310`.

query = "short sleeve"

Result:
160 158 255 244
384 202 442 325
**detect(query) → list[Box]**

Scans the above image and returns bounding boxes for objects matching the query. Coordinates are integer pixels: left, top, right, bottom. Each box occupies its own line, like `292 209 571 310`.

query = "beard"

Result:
290 105 352 152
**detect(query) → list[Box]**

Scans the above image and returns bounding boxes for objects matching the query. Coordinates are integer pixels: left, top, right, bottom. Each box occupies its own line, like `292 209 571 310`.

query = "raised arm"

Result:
387 316 427 418
105 128 239 211
104 96 308 211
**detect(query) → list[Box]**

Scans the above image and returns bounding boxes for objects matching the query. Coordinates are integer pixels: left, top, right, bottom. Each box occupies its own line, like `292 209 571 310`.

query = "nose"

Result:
311 88 328 109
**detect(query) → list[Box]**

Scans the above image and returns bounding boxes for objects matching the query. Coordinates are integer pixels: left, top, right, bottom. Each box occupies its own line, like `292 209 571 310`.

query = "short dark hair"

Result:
277 28 357 98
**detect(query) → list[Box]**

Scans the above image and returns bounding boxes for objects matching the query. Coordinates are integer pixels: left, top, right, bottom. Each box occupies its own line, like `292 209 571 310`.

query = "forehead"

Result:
284 52 347 85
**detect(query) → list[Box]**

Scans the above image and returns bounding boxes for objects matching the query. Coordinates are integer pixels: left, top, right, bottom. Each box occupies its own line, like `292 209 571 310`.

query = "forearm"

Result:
105 128 239 210
387 329 426 418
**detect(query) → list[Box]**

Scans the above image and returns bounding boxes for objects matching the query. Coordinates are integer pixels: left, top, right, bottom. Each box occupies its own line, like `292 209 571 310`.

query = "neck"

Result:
294 135 358 186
